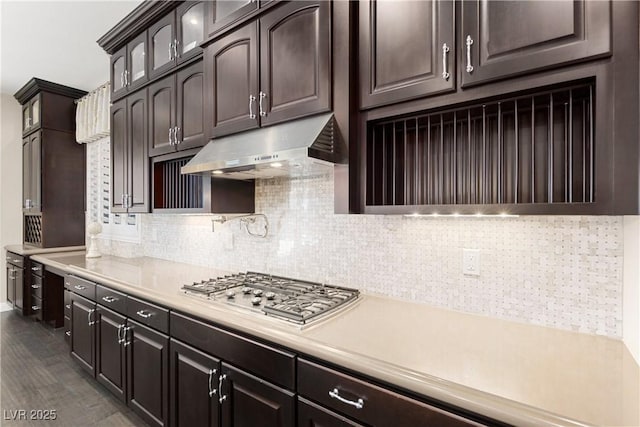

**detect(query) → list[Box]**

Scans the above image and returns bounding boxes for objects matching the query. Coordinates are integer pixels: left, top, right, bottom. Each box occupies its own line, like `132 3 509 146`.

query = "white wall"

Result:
0 94 23 303
623 217 640 364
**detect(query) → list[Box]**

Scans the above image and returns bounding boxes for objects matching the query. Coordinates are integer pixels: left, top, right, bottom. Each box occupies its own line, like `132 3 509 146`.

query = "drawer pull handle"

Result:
102 296 117 303
31 266 41 272
329 388 364 410
65 331 71 337
117 324 125 344
74 285 86 291
31 284 40 289
65 304 71 309
136 310 153 319
123 326 132 347
13 259 21 263
31 305 40 311
208 369 218 397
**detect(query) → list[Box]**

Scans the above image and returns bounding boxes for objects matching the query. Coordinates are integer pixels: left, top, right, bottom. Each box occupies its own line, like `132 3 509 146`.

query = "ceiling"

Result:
0 1 143 97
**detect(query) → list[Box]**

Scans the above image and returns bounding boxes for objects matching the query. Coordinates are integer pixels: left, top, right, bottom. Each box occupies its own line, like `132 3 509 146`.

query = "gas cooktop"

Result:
181 272 359 325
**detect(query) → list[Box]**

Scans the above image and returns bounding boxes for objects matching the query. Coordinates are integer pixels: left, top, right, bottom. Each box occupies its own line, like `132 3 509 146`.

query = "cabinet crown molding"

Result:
14 78 87 104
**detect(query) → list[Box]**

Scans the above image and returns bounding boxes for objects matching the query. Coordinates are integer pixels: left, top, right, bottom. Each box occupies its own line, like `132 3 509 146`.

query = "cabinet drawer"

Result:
64 289 71 317
31 274 43 298
65 275 96 301
297 359 486 427
31 296 43 321
6 252 24 268
96 285 127 315
127 296 169 334
171 311 295 389
30 261 44 276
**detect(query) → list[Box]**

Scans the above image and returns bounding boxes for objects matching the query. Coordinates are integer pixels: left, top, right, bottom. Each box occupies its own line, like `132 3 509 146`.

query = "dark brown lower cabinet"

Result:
69 293 96 376
220 363 295 427
96 306 127 402
170 339 221 427
127 319 169 427
298 397 363 427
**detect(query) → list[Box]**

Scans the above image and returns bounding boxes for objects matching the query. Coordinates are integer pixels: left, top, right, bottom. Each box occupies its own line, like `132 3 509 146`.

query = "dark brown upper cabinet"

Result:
148 2 205 81
359 0 455 110
205 0 331 138
206 0 260 37
111 90 149 214
460 0 611 87
111 33 148 100
149 60 205 157
22 133 41 213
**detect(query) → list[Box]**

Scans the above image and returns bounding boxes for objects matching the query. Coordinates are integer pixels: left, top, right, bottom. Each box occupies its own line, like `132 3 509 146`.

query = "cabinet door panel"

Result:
127 90 149 213
14 267 23 311
127 320 169 427
176 61 205 151
360 0 455 109
149 76 176 157
29 133 41 212
70 293 96 376
6 267 15 305
206 22 259 138
170 339 220 427
220 364 295 427
298 397 363 427
22 138 30 210
31 96 40 128
260 1 331 126
96 307 126 402
128 33 148 90
149 13 176 80
206 0 257 37
111 99 127 213
460 0 611 86
177 2 205 63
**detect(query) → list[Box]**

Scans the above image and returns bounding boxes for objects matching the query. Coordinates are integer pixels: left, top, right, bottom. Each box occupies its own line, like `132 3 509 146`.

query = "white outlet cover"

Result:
463 249 480 276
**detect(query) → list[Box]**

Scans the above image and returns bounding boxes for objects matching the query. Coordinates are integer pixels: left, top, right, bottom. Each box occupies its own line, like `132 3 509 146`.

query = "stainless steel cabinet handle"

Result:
218 374 227 403
31 284 40 289
173 39 179 59
208 369 217 397
88 309 95 326
168 42 174 61
123 326 132 346
74 285 86 291
65 304 71 309
259 91 267 117
31 305 40 311
168 127 173 145
249 95 256 119
65 331 71 337
136 310 153 319
465 35 474 73
120 71 125 88
442 43 450 81
31 266 41 272
126 194 131 210
126 70 130 86
13 259 21 263
328 388 364 409
102 296 117 303
117 324 124 344
175 127 181 144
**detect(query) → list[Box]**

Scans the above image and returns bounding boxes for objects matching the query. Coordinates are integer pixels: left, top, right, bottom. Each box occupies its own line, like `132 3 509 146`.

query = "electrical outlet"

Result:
462 249 480 276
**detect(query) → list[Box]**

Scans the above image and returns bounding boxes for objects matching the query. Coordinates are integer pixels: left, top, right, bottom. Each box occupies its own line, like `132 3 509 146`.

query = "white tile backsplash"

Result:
90 157 623 338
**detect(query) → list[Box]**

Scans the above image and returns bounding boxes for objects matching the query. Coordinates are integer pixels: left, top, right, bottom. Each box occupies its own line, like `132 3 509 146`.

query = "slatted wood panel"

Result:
153 157 203 210
366 83 594 207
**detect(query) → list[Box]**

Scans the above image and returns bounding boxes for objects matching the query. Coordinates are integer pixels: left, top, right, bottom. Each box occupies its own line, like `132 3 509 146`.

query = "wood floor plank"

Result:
0 311 145 426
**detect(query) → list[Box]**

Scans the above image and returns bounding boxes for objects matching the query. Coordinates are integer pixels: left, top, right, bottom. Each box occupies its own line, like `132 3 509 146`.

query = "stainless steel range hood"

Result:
181 113 343 180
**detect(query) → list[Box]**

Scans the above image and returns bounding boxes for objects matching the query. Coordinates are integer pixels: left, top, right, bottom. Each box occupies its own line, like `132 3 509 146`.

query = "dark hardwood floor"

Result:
0 311 145 426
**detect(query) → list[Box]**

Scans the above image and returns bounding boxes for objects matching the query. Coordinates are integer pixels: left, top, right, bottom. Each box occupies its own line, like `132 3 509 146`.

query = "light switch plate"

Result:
463 249 480 276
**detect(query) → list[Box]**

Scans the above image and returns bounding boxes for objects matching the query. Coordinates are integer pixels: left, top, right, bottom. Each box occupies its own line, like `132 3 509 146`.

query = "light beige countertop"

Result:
4 244 86 256
30 253 640 427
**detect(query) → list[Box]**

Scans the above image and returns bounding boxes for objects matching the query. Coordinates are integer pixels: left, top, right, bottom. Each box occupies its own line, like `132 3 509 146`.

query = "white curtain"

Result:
76 82 110 143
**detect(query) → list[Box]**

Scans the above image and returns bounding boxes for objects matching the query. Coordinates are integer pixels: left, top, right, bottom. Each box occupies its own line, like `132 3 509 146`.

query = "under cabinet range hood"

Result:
181 113 343 179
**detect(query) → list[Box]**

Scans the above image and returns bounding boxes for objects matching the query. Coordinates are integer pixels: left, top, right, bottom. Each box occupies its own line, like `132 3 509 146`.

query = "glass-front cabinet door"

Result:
148 13 175 79
111 46 127 99
22 94 41 135
127 33 148 90
22 105 30 134
30 96 40 128
177 2 205 63
207 0 258 37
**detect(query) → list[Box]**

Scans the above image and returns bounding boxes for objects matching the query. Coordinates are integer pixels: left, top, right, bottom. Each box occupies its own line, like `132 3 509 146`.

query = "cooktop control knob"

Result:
226 290 235 299
242 287 252 294
251 297 262 306
265 292 276 300
252 289 263 297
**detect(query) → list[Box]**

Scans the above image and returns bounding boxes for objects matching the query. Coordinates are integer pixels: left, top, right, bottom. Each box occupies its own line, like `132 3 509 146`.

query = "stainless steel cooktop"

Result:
181 272 359 325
